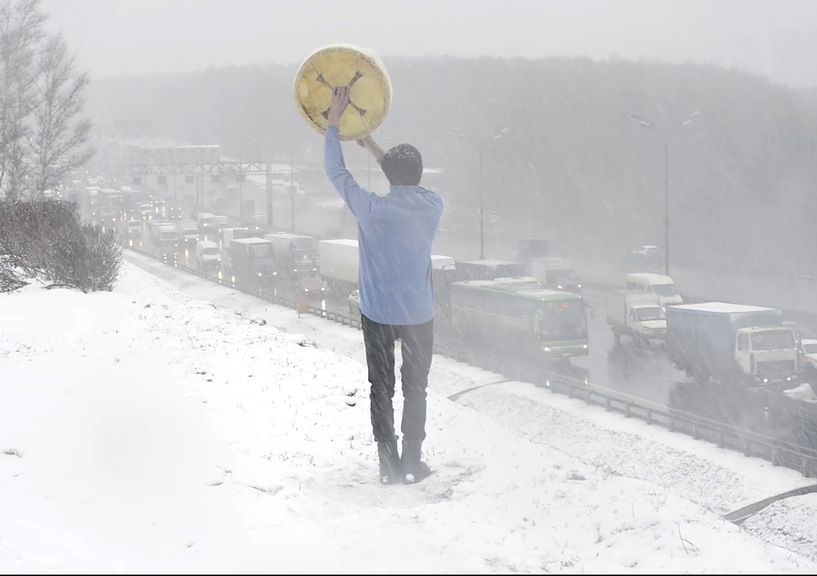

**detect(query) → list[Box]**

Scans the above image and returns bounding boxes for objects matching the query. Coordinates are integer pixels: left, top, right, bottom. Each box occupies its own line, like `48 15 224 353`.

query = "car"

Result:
625 245 664 270
799 338 817 377
348 289 360 316
632 245 660 258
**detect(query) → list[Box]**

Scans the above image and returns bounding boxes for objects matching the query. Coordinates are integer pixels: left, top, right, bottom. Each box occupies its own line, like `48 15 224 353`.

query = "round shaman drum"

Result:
294 44 391 141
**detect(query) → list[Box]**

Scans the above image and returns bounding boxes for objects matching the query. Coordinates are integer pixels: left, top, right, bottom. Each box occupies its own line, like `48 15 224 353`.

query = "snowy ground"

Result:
1 257 815 573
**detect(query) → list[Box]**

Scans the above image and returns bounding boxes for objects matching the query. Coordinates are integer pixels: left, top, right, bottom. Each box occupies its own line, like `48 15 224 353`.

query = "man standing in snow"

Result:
324 86 443 484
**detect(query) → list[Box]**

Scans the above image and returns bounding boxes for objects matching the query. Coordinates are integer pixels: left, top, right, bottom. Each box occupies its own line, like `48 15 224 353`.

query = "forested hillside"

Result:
87 57 817 273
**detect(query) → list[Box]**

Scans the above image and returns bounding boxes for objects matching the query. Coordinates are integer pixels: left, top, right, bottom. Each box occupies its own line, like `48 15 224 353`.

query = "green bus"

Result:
450 279 589 359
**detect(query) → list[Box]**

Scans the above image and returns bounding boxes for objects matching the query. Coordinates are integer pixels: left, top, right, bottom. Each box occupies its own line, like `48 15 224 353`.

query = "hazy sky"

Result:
42 0 817 88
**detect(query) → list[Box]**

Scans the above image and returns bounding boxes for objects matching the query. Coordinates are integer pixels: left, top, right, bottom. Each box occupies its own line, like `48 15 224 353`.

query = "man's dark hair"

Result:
381 144 423 186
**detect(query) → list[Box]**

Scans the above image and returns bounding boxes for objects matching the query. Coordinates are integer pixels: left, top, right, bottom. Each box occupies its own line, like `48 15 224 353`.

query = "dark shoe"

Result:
401 439 432 483
377 439 401 484
402 460 432 484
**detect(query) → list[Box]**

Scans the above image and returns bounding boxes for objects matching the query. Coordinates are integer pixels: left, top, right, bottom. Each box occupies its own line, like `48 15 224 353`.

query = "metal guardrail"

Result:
125 245 817 478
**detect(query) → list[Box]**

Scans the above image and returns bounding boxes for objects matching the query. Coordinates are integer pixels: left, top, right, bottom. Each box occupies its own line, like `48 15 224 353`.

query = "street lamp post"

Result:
452 126 509 260
628 111 699 277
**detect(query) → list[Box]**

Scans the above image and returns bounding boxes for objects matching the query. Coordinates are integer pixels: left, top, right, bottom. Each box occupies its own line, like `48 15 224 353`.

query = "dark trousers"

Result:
361 314 434 445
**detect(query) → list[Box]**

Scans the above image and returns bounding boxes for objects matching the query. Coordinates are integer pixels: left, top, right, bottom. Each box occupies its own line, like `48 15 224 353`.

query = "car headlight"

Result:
556 285 563 289
543 346 553 352
582 344 588 349
258 272 262 277
577 284 582 288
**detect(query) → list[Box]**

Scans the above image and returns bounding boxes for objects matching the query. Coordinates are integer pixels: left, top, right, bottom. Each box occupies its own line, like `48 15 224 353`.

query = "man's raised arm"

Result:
324 86 376 221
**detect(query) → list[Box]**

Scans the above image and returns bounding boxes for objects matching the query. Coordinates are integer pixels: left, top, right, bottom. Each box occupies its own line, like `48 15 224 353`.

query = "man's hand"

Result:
357 135 386 164
327 86 350 128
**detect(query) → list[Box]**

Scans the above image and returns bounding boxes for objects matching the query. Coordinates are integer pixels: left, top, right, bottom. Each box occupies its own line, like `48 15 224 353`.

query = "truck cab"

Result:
197 212 218 241
148 220 180 265
125 219 143 240
735 327 800 384
607 290 666 347
176 220 200 248
264 232 324 299
226 238 277 291
194 240 221 275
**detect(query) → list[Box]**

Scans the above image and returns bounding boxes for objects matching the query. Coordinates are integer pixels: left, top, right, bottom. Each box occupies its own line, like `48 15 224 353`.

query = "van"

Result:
194 240 221 274
624 272 683 306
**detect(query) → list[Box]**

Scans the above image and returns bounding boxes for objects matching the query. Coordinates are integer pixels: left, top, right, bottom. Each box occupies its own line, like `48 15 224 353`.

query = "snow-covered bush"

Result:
0 200 122 292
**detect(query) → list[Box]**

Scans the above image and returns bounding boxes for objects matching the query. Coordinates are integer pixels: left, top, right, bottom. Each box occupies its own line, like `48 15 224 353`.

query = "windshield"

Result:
652 283 678 296
636 306 665 321
803 342 817 354
250 244 273 258
159 231 177 241
536 300 587 340
202 247 219 256
751 330 795 351
292 238 313 251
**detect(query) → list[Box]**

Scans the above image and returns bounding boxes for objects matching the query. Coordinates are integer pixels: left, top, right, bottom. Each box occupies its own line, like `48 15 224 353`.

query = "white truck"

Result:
666 302 800 386
193 240 221 275
607 290 666 348
529 256 582 292
147 219 180 264
319 239 359 298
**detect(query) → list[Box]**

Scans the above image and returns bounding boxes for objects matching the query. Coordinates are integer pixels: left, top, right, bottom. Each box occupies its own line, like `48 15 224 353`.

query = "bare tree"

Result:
0 0 45 200
31 32 92 197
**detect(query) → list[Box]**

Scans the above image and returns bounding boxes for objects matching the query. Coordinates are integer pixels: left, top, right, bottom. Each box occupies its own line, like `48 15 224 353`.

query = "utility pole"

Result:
451 126 509 260
629 111 699 277
265 162 273 228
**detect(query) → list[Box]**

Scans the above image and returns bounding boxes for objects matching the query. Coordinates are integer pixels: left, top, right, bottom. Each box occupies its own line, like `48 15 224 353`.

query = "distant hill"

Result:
87 57 817 274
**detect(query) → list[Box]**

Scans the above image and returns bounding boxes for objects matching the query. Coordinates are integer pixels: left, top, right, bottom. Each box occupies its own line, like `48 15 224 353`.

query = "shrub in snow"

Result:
0 200 123 292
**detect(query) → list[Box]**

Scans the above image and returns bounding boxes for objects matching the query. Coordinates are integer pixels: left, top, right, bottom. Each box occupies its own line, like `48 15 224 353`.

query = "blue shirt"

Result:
324 126 443 325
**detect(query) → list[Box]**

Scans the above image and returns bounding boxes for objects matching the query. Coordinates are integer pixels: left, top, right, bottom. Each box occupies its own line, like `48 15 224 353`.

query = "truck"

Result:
220 227 250 250
319 239 359 298
193 240 221 276
123 219 143 247
265 232 325 299
666 302 800 387
224 237 277 292
450 279 589 360
197 212 219 240
147 219 181 264
176 220 200 248
607 290 666 348
320 239 455 312
529 257 582 292
95 188 124 231
217 227 250 277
